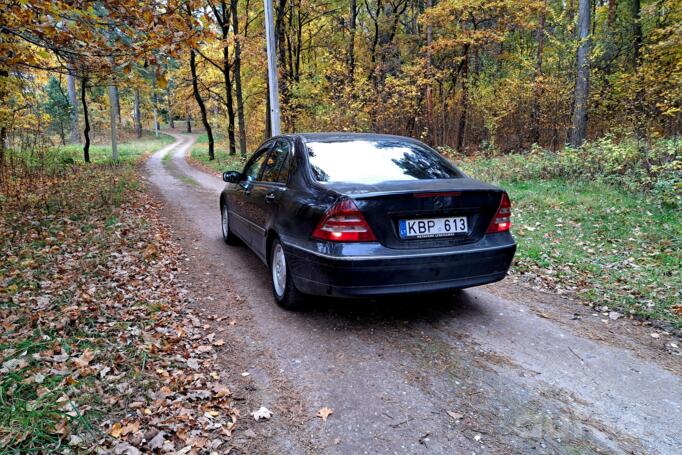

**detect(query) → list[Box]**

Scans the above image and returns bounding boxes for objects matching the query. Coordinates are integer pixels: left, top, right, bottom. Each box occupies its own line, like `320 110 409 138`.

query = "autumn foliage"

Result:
1 0 681 164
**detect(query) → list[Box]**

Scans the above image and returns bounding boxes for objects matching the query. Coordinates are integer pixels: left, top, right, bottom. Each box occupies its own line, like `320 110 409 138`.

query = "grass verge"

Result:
60 131 174 164
189 133 247 174
1 143 238 452
457 156 681 329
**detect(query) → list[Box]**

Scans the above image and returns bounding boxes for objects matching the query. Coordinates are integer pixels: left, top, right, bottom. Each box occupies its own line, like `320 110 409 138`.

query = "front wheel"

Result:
270 239 305 310
221 203 240 245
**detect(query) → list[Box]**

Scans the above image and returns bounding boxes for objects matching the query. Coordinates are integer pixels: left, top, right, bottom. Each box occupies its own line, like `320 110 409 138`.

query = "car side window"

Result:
243 148 271 182
260 140 291 184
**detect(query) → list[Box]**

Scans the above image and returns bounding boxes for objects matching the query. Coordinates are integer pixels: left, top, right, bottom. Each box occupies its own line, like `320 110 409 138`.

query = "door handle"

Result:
264 192 276 203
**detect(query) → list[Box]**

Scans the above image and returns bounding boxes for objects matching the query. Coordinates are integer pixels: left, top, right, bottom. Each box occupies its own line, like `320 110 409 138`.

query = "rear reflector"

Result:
312 199 377 242
487 192 512 233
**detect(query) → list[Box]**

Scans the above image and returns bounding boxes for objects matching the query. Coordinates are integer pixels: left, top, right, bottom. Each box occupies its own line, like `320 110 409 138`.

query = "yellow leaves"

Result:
109 422 123 438
157 74 168 90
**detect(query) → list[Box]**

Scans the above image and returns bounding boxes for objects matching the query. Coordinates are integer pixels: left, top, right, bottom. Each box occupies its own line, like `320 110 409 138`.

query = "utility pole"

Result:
108 84 119 160
264 0 281 136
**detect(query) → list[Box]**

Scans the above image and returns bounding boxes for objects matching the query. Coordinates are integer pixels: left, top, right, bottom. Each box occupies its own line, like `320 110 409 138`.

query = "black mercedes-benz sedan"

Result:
219 133 516 309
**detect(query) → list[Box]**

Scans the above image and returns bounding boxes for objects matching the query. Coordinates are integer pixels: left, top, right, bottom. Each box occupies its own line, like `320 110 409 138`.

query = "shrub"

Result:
445 137 681 208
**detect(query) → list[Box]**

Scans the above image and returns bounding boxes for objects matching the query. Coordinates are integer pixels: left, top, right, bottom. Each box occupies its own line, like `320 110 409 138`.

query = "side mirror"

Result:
223 171 243 183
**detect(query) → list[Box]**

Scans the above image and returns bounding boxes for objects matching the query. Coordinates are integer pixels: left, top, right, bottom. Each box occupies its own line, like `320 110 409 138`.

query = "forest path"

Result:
144 132 682 455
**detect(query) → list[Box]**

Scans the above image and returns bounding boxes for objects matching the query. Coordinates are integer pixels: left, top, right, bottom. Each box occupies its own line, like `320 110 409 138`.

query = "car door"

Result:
231 144 272 246
248 139 293 259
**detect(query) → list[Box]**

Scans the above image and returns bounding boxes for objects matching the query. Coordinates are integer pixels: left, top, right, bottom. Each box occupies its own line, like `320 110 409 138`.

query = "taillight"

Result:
312 199 377 242
487 192 512 233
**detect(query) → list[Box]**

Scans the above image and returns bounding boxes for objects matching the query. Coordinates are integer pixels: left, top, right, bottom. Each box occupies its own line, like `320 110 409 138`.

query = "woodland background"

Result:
1 0 680 162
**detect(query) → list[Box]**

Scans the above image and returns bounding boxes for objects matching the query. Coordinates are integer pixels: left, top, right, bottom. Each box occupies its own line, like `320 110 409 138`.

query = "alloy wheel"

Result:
272 243 287 298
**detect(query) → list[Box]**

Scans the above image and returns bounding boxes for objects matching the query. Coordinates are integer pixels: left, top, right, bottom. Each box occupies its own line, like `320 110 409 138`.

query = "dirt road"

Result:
145 133 681 454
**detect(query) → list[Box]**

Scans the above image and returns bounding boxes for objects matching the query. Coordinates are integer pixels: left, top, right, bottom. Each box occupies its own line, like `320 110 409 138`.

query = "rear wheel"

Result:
270 239 305 310
221 203 240 245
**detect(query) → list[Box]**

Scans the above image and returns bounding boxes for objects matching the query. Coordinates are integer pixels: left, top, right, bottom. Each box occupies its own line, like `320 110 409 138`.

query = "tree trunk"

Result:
59 123 66 145
347 0 357 81
223 47 236 155
608 0 617 26
570 0 591 146
67 68 80 143
220 0 236 155
231 0 248 156
631 0 646 143
115 86 122 126
186 111 192 133
108 84 119 160
134 88 142 138
0 124 5 166
152 77 160 137
190 49 215 160
153 107 159 135
367 0 382 86
275 0 289 130
456 51 469 152
529 0 547 145
0 68 7 164
81 77 91 163
166 86 175 129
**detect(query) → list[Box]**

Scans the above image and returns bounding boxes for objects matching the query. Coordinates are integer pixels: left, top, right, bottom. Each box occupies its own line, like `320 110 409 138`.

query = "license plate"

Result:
399 216 468 239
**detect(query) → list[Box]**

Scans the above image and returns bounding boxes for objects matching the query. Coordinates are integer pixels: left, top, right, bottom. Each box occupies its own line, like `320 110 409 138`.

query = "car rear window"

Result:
305 139 462 184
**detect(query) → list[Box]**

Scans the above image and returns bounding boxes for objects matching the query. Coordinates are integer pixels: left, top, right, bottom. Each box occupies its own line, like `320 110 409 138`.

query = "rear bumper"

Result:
283 234 516 298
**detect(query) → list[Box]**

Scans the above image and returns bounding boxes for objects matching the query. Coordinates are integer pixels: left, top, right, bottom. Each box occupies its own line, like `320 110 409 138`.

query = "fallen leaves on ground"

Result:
0 164 239 452
316 407 333 422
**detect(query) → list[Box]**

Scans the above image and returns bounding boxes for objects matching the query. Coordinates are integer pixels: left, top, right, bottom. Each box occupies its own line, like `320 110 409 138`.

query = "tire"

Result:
270 239 306 310
220 203 240 245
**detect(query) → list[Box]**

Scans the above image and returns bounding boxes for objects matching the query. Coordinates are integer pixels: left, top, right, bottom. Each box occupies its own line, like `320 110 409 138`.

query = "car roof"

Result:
289 132 424 144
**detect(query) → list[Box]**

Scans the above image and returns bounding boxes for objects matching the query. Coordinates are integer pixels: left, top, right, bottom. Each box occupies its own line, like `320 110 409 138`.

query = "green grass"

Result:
180 176 199 187
162 149 173 165
458 159 681 328
59 131 174 164
190 133 247 174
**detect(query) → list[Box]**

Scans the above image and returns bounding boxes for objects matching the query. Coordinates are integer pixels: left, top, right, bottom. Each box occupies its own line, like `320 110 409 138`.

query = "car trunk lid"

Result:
321 179 505 249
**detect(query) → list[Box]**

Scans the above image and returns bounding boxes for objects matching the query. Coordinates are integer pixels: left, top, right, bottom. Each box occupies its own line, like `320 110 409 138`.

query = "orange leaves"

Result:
143 243 159 259
110 420 140 438
71 349 95 369
1 164 242 452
